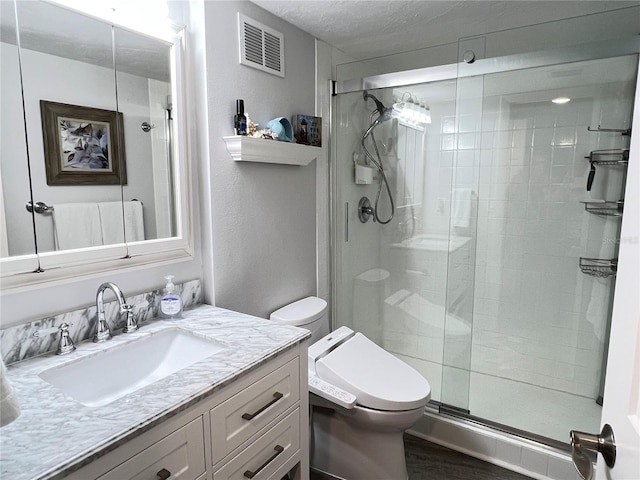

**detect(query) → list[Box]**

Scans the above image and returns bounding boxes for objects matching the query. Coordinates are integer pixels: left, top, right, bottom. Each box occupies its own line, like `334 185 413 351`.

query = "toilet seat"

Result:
315 332 430 411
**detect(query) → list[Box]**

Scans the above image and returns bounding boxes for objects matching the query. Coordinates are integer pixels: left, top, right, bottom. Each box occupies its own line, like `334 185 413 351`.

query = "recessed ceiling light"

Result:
552 97 571 104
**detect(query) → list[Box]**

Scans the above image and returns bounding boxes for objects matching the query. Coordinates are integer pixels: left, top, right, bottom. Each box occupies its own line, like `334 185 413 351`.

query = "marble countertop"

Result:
0 304 311 480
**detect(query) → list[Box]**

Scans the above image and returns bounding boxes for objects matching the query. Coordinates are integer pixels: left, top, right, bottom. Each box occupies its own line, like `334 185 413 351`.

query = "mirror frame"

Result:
0 6 192 291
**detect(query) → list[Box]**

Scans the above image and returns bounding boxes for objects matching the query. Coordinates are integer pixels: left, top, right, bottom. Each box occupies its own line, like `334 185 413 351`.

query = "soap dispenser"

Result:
160 275 182 319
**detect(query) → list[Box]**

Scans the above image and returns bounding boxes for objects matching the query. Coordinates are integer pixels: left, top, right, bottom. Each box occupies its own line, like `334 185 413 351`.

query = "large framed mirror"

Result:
0 0 191 288
0 0 39 275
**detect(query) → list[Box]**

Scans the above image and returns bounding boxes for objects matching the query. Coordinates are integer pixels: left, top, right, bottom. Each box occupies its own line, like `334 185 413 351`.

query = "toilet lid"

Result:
315 332 431 411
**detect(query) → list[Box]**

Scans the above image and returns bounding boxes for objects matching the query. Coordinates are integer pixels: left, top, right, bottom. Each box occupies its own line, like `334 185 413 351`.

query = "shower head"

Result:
363 91 386 112
363 91 393 124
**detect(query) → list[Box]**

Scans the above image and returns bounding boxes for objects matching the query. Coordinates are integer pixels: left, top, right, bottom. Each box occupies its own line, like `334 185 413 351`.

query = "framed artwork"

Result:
293 114 322 147
40 100 127 185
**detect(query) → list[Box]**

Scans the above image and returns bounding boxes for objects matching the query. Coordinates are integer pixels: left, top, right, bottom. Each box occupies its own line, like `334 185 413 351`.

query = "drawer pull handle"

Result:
243 445 285 479
242 392 284 420
157 468 171 479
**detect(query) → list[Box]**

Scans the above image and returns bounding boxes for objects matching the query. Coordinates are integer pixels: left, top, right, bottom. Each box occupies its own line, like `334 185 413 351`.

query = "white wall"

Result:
0 43 160 254
199 1 317 318
149 79 173 238
0 42 33 257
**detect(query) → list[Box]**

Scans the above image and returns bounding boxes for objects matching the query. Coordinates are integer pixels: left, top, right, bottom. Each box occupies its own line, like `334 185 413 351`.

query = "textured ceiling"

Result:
251 0 640 60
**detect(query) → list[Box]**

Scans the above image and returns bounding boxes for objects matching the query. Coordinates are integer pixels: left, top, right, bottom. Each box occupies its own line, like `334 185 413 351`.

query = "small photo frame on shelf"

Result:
40 100 127 185
293 114 321 147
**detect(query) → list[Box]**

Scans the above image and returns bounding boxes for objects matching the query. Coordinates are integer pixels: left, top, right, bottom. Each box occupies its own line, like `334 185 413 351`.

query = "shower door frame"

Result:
333 37 639 94
330 35 640 449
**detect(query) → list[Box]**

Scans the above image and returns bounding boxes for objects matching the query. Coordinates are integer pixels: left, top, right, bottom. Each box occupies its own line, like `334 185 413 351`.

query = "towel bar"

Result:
26 199 142 215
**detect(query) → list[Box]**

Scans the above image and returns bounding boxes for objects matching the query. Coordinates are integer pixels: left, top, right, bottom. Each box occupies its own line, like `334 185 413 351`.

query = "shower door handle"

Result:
345 202 349 242
570 424 616 480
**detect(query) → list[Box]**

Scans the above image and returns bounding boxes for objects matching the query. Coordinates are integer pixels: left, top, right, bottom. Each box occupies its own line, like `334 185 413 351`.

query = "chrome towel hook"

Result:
141 121 155 132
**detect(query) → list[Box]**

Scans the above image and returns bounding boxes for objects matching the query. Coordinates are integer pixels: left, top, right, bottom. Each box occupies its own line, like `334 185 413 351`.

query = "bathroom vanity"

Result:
0 305 311 480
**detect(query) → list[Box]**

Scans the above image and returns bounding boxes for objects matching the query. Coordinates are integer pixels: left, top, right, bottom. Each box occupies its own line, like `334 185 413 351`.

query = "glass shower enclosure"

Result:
332 38 637 444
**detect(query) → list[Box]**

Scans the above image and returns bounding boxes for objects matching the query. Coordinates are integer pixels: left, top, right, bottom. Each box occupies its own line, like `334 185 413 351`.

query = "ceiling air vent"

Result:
238 13 284 78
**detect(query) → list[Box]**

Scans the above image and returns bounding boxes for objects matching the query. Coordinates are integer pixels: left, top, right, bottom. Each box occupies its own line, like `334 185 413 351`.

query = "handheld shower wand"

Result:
361 91 395 224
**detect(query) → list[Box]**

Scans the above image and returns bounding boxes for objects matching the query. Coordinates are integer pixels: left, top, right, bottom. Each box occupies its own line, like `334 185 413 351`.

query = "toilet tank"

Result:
270 296 330 344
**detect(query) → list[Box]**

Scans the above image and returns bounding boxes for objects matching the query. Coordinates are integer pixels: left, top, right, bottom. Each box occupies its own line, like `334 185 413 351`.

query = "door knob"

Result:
570 423 616 480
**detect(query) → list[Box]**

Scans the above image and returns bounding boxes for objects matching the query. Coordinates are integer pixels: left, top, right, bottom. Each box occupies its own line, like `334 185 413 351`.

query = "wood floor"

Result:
309 434 533 480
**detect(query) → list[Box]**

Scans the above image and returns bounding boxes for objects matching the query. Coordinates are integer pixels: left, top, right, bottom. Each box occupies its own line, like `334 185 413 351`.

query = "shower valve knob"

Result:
358 197 374 223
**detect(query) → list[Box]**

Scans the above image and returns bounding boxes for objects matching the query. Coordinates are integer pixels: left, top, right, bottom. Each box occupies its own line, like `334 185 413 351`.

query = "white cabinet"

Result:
97 418 205 480
210 358 299 462
67 344 309 480
213 409 300 480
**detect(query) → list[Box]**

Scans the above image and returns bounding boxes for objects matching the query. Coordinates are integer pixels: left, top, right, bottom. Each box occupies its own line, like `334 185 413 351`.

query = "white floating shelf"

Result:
223 135 320 166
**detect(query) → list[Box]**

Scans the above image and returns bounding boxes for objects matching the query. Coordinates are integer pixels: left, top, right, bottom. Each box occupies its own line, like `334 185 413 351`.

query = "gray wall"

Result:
201 1 317 318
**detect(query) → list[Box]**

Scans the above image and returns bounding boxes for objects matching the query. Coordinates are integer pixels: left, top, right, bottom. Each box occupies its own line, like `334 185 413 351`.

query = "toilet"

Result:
270 296 431 480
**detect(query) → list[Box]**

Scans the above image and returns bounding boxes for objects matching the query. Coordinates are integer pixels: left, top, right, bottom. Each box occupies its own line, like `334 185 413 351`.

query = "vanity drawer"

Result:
213 408 300 480
98 417 205 480
210 358 299 463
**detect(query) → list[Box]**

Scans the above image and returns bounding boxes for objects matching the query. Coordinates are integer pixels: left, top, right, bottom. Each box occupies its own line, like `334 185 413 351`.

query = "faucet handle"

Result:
56 323 76 355
122 301 150 334
94 316 112 343
33 322 74 339
122 304 138 333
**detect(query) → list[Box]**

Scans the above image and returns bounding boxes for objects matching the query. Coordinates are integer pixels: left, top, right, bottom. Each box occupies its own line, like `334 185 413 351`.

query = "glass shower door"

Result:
332 45 637 445
332 78 464 405
445 53 637 442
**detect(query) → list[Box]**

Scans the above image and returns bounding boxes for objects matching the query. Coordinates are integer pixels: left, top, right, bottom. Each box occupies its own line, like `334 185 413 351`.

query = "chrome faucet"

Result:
94 282 137 342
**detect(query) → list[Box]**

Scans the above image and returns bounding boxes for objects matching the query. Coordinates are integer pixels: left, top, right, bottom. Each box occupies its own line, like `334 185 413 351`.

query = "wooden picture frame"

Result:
40 100 127 185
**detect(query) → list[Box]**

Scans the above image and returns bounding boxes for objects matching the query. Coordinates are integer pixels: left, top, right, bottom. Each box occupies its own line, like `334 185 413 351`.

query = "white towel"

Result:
0 358 20 427
97 201 144 245
52 203 102 250
452 188 472 228
123 201 145 242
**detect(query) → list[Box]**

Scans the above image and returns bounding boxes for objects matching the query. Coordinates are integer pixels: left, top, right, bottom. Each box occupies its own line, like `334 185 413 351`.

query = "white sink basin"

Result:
39 328 226 407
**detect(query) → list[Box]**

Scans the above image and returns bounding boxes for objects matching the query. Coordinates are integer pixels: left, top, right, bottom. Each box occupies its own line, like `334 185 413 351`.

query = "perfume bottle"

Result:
234 99 247 135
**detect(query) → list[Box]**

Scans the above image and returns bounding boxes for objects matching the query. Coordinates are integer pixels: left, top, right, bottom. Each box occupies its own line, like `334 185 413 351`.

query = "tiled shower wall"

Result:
470 79 632 398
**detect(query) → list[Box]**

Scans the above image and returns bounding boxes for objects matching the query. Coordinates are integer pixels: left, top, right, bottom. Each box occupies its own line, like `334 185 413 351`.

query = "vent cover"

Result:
238 14 284 77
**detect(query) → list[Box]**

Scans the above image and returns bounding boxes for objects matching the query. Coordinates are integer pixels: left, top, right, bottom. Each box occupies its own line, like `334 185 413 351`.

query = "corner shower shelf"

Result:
223 135 320 166
585 149 629 165
579 257 617 278
581 200 624 217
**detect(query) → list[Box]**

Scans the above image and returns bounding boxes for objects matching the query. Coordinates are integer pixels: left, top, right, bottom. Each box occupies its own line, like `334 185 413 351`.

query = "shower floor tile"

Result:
469 372 601 442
